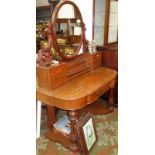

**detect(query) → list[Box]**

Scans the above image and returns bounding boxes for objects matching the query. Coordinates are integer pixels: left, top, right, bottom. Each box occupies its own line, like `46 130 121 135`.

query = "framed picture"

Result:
76 112 97 154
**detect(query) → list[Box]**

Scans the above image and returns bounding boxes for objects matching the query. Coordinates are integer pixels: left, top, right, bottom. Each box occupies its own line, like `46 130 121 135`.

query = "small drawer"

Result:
49 66 67 80
87 89 102 103
94 54 101 62
50 66 66 75
50 72 66 80
87 84 110 103
50 76 67 90
94 53 100 59
93 60 101 70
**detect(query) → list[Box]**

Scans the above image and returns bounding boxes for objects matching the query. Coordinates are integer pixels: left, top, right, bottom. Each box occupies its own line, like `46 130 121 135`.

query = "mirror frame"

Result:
49 0 87 60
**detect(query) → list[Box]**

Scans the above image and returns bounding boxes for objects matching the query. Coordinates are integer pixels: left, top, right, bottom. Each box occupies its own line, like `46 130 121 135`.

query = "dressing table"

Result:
36 0 117 152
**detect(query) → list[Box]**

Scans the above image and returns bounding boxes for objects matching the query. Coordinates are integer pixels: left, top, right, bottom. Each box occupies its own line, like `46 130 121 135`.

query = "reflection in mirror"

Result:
55 4 82 57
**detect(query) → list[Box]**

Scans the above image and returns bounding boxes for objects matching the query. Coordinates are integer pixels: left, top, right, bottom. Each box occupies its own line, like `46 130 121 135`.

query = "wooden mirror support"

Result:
46 0 87 60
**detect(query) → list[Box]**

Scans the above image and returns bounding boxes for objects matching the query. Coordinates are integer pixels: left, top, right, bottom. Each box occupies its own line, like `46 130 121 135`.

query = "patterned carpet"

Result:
36 102 118 155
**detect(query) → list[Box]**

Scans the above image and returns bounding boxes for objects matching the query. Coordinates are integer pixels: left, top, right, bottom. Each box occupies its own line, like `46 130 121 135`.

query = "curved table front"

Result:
36 67 117 110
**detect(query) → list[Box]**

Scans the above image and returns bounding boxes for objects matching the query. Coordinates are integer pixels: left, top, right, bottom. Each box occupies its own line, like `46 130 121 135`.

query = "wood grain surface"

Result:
37 67 117 110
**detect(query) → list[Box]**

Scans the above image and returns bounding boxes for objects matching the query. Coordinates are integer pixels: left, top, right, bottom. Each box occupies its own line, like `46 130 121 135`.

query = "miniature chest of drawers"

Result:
36 62 67 90
86 52 102 70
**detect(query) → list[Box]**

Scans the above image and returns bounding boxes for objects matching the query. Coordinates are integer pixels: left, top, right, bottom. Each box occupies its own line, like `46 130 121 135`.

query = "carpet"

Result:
36 101 118 155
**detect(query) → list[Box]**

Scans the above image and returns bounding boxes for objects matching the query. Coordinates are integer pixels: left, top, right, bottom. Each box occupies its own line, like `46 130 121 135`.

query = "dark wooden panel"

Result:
99 45 118 104
102 50 118 70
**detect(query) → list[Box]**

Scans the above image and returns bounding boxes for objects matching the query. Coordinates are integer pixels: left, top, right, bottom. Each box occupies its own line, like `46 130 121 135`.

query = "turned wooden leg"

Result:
68 110 80 152
47 105 56 129
108 88 114 112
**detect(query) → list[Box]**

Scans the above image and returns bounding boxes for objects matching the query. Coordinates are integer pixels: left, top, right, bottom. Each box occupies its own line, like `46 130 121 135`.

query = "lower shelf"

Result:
45 128 73 150
45 99 111 152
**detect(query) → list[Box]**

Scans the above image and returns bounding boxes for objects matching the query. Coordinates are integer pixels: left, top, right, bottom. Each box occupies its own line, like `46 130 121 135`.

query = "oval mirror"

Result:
51 1 86 60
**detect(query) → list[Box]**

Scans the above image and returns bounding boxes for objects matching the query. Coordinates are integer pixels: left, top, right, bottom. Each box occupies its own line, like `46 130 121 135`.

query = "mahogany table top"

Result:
37 67 117 110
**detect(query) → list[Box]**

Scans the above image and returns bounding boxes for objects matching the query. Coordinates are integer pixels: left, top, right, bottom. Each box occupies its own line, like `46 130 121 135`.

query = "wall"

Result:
72 0 93 41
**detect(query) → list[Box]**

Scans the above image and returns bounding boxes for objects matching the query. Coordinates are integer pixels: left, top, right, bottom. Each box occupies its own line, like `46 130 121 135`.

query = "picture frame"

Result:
76 112 97 155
